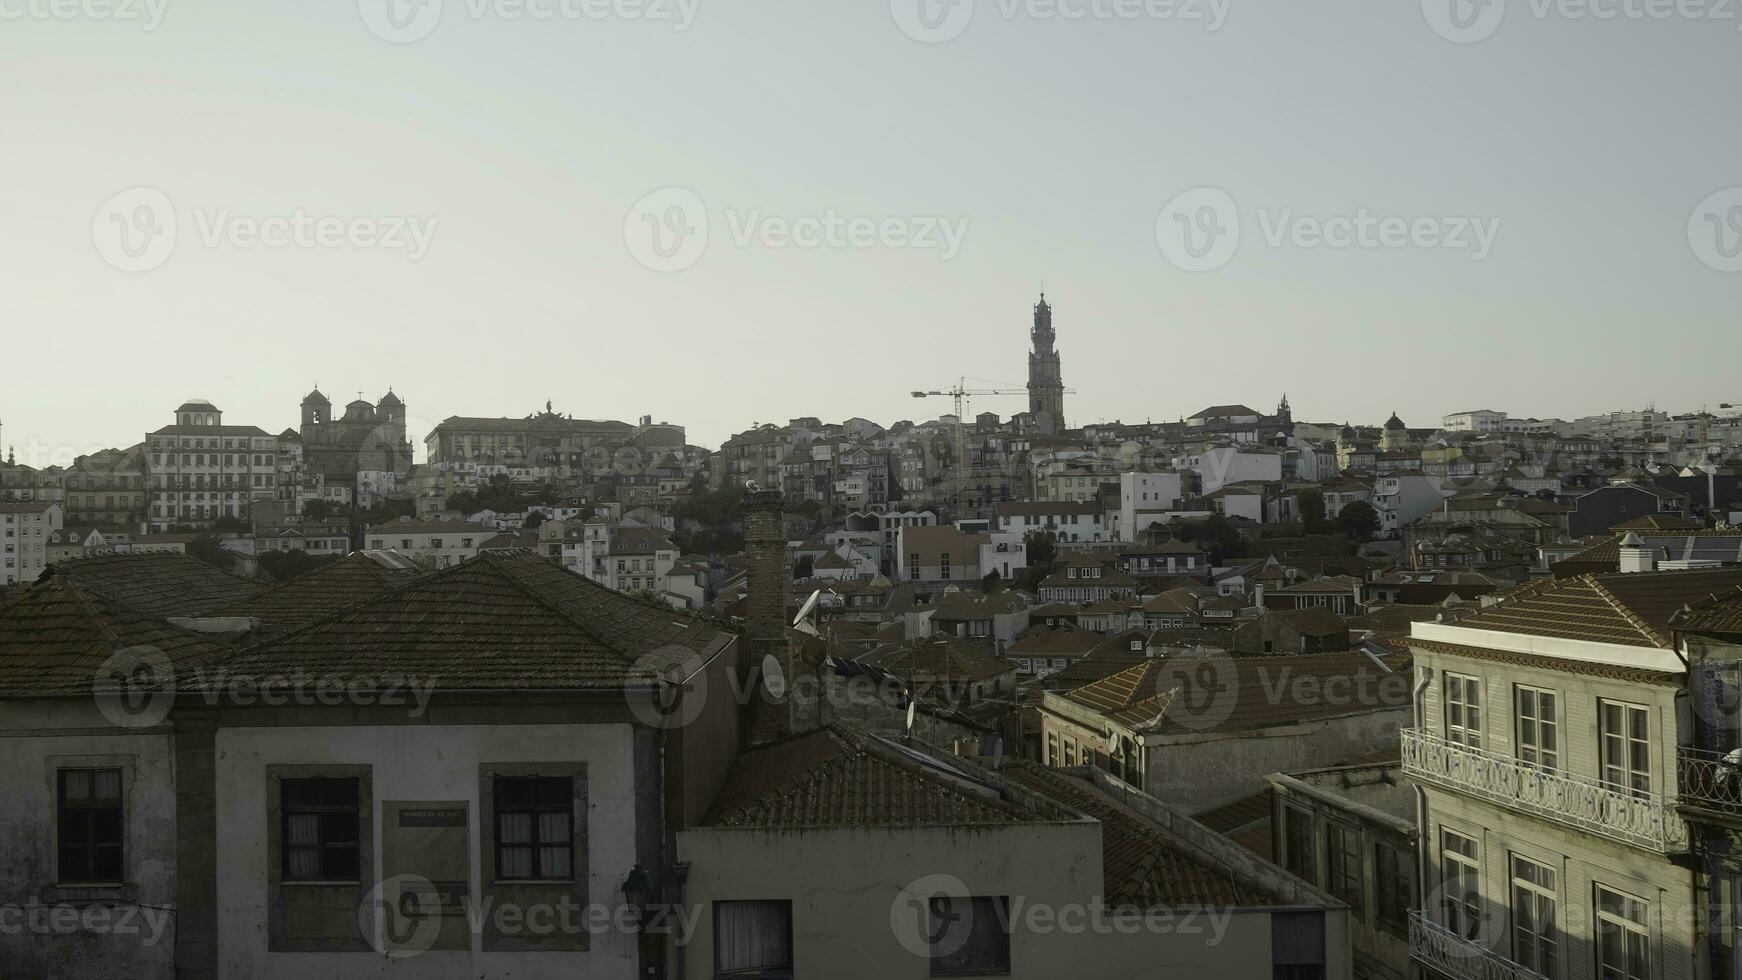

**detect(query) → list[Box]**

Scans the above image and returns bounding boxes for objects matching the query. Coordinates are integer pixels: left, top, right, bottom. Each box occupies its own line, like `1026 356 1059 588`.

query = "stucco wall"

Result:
1146 709 1411 814
214 722 643 979
676 822 1304 980
0 701 179 980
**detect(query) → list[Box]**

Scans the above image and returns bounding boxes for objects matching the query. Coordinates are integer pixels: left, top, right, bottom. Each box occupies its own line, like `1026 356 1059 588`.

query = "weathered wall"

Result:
214 722 643 979
0 701 179 980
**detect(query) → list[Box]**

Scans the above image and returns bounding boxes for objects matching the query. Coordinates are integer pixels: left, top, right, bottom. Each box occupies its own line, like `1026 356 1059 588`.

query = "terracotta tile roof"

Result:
1675 588 1742 635
704 726 1048 829
1444 567 1742 648
1059 652 1407 735
228 551 732 691
1267 607 1350 636
876 638 1011 685
1554 530 1742 571
1613 512 1702 530
1001 763 1284 908
1192 789 1275 861
48 553 270 619
0 578 234 698
208 552 426 634
1007 626 1102 656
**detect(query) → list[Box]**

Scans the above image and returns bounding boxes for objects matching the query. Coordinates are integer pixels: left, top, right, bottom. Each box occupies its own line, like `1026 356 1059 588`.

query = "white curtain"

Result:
286 814 320 878
716 901 791 972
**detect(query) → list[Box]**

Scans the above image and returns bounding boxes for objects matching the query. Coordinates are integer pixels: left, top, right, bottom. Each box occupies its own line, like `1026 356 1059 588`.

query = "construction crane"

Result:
911 378 1075 519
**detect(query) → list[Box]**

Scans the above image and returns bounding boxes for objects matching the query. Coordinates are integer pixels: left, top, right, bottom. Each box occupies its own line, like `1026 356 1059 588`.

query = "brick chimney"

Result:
742 490 789 661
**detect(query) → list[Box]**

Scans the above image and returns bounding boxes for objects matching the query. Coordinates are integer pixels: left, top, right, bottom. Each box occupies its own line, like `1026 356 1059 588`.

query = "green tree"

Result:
523 511 547 530
302 499 339 519
258 548 339 582
982 569 1003 593
1335 500 1382 542
186 533 235 570
1296 489 1326 532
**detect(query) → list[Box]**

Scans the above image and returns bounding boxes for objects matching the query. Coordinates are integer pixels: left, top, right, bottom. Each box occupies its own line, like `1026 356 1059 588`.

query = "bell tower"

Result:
1026 293 1066 435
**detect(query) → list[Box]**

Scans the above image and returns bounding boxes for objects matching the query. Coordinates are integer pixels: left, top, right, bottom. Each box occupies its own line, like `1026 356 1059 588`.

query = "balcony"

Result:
1409 912 1547 980
1401 728 1688 853
1677 745 1742 824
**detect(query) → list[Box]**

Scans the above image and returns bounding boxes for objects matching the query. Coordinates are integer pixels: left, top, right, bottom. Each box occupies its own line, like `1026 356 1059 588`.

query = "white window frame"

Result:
1510 854 1559 978
1515 685 1560 771
1599 700 1652 797
1594 884 1650 980
1445 673 1483 749
1441 829 1482 940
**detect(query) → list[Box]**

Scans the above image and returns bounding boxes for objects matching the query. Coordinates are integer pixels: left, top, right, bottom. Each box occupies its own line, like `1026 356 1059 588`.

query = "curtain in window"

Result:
499 813 533 878
286 814 320 879
716 901 791 972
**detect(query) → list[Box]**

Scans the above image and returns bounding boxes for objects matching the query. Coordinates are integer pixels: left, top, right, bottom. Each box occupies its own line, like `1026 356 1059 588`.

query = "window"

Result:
1511 855 1559 977
1445 673 1482 748
1374 842 1413 936
1516 686 1559 771
715 900 793 978
928 895 1010 976
1441 830 1482 939
1047 733 1059 767
1600 700 1652 797
1595 885 1649 980
1325 823 1362 912
281 777 360 881
58 768 123 884
1283 805 1315 881
494 775 574 880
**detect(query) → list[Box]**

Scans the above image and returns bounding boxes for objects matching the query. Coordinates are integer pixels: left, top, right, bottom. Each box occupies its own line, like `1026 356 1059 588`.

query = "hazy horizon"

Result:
4 0 1739 462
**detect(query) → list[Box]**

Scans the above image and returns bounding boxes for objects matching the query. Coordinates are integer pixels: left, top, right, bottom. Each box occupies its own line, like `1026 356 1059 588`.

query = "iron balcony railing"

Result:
1409 912 1549 980
1677 745 1742 819
1401 728 1688 853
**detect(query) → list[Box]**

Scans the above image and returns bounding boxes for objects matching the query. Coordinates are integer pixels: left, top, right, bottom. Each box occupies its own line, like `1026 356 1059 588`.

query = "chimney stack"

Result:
742 490 788 661
1618 532 1656 574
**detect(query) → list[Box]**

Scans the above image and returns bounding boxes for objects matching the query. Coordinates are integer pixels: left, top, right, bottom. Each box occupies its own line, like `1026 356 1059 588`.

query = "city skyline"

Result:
4 4 1740 458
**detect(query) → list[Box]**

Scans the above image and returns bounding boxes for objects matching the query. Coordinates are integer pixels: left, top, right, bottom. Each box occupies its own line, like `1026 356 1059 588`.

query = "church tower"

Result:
1027 293 1066 435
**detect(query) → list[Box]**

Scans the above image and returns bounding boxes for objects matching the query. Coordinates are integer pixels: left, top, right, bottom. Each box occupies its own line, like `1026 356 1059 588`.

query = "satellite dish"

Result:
904 701 917 735
761 654 788 702
793 590 822 627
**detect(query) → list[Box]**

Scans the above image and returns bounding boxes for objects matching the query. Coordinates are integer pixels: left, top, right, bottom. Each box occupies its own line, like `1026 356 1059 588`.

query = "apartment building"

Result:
364 516 485 568
1401 566 1742 980
1 501 62 585
145 400 279 531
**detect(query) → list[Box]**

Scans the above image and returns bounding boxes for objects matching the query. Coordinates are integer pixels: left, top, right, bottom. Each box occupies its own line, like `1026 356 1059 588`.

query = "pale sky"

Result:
2 0 1739 466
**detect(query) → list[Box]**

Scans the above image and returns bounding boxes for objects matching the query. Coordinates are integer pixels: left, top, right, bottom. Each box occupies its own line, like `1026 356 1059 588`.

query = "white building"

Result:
1441 410 1508 432
364 516 487 568
1176 447 1283 496
1401 567 1742 980
1115 472 1185 542
145 400 280 531
1 501 62 585
1372 474 1449 538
